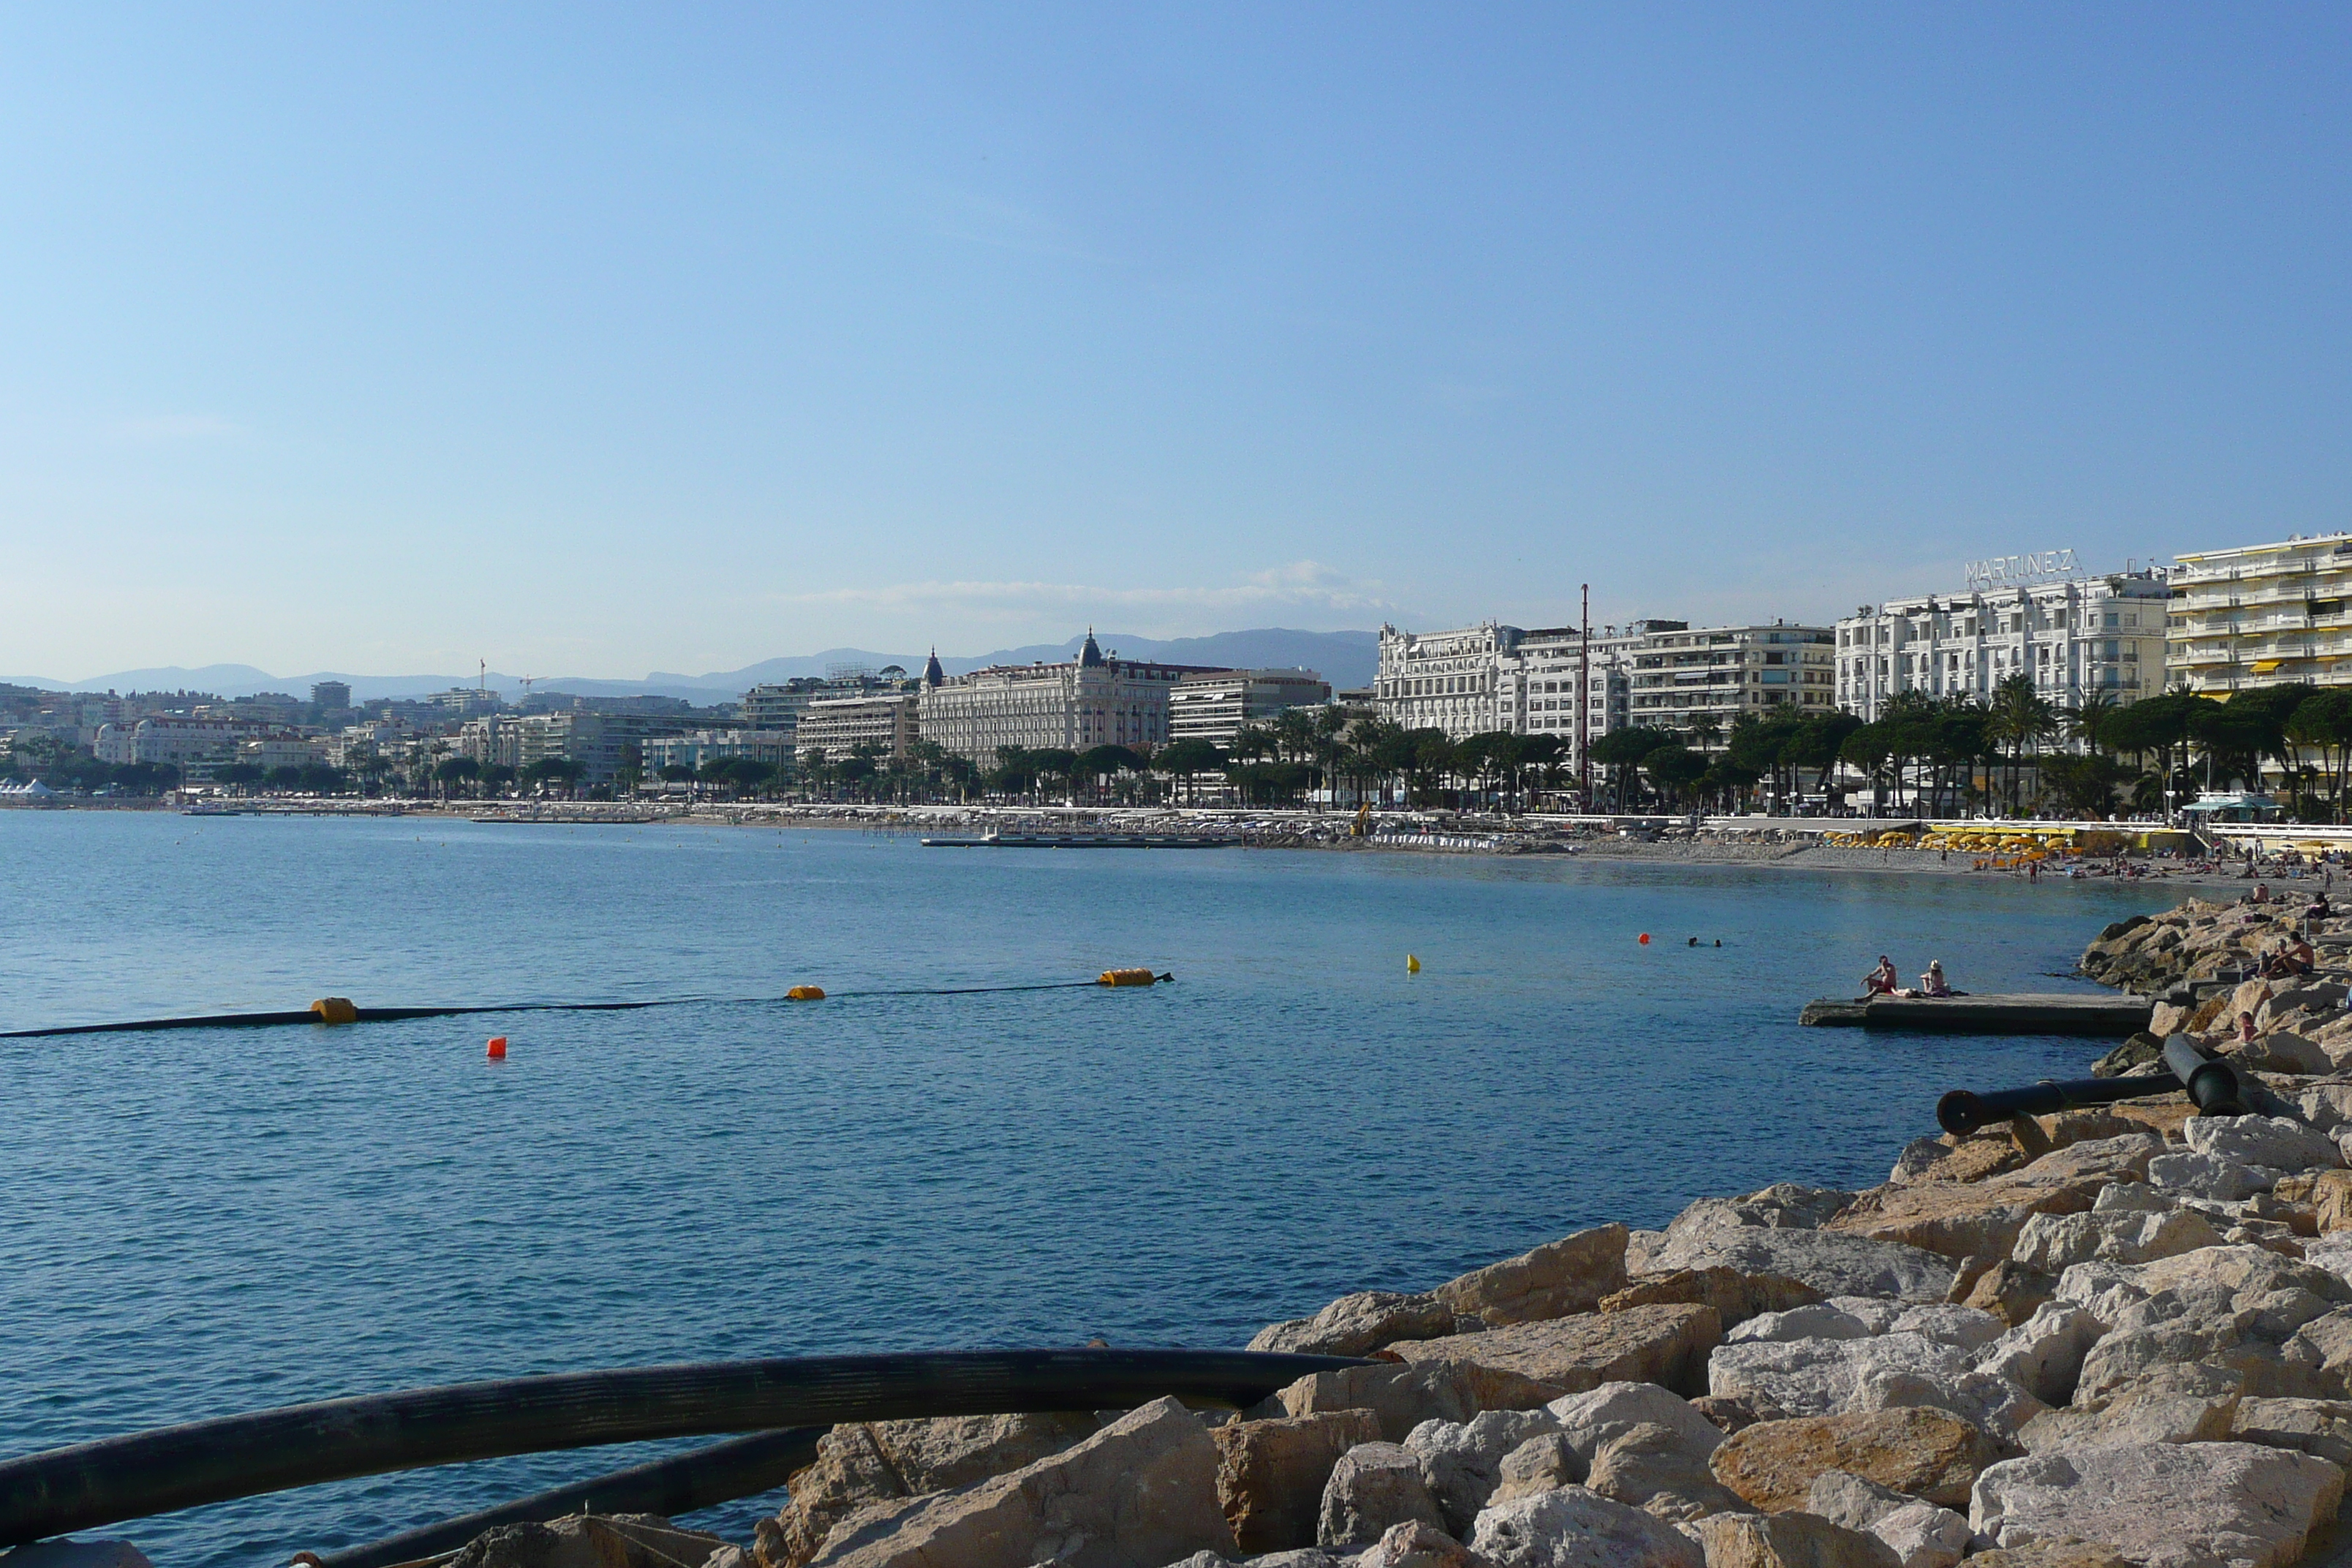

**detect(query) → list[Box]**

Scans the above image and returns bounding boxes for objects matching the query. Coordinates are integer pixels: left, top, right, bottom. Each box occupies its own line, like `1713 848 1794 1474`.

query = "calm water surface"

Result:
0 813 2177 1566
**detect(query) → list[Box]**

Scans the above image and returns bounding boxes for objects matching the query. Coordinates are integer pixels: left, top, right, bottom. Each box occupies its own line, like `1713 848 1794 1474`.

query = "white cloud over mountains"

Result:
783 559 1403 623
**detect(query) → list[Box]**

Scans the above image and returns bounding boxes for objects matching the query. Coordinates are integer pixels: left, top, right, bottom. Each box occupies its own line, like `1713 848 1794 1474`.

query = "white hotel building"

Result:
1834 568 2170 720
1375 617 1821 757
916 632 1219 763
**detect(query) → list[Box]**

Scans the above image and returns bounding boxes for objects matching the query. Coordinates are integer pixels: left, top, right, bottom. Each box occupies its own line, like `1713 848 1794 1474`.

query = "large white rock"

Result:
1403 1409 1564 1538
1466 1485 1704 1568
1543 1382 1720 1463
2146 1150 2277 1202
1845 1365 2048 1447
2184 1115 2342 1173
2302 1234 2352 1288
1807 1470 1970 1568
1825 1297 1909 1335
2093 1181 2174 1213
1319 1441 1445 1548
1970 1440 2346 1568
2016 1363 2242 1454
1637 1229 1954 1305
2057 1243 2352 1320
1885 1305 2002 1353
1726 1304 1876 1345
802 1395 1237 1567
1975 1304 2107 1406
1707 1333 1970 1418
2010 1208 2224 1272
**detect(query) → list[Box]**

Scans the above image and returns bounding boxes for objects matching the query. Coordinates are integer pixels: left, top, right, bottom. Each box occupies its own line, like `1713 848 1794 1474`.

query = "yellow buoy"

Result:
309 997 358 1025
1098 968 1158 987
786 985 826 1001
1406 954 1421 973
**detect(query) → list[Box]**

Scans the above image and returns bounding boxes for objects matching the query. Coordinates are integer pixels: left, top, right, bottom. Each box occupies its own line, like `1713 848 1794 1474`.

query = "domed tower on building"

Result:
1079 628 1105 668
923 648 945 688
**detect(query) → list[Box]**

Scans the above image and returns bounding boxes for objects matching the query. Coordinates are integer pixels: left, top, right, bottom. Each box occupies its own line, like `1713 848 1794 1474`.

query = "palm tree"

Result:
1987 673 2057 814
2062 690 2119 758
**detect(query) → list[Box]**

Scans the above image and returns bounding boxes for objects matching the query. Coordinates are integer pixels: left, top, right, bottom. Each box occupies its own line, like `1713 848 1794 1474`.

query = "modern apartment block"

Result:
513 709 685 787
796 693 921 762
641 730 796 772
1166 668 1333 747
1628 622 1836 735
916 632 1219 762
1836 570 2169 719
742 673 900 738
2167 534 2352 696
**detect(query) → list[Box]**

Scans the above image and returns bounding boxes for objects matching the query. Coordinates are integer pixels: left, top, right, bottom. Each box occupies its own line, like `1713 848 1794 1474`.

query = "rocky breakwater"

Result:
652 1096 2352 1568
2079 899 2342 1000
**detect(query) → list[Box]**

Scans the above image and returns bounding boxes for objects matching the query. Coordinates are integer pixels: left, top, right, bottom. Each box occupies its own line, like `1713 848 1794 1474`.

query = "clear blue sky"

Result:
3 5 2347 679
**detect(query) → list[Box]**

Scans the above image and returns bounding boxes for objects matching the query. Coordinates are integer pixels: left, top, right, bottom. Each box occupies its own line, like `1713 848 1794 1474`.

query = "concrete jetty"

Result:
1799 992 2156 1035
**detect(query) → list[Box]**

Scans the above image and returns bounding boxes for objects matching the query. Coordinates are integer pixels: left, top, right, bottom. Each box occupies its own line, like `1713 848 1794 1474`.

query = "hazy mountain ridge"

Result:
4 628 1380 704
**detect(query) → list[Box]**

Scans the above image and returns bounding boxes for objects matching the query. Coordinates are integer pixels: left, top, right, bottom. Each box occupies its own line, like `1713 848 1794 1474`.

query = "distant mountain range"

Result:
4 628 1381 704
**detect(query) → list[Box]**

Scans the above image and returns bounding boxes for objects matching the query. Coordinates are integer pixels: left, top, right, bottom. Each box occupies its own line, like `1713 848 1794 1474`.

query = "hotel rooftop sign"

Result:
1964 548 2081 592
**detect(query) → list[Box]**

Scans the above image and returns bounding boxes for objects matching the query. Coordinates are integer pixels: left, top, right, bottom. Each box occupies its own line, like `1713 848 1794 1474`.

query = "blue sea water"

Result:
0 812 2179 1567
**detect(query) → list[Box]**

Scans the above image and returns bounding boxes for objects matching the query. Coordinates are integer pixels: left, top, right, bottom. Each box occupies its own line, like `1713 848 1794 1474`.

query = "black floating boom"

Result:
317 1428 824 1568
0 1348 1360 1548
1934 1033 2249 1137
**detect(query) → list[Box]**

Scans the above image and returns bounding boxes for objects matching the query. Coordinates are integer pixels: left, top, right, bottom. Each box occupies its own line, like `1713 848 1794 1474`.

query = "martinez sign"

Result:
1964 549 2081 591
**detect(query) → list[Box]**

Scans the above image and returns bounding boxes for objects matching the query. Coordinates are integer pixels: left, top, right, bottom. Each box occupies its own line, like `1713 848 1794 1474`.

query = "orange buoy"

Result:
310 997 358 1025
1098 968 1158 987
787 985 825 1000
486 1036 508 1060
1637 932 1651 945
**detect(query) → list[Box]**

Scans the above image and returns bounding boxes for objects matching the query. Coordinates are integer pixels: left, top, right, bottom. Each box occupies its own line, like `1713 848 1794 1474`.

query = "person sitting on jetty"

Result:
1918 960 1953 998
2250 882 2273 904
1863 955 1900 996
2307 891 2332 923
2239 1010 2259 1046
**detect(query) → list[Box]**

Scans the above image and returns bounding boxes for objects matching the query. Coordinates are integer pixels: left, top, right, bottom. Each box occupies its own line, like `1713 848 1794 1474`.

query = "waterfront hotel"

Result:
1834 562 2169 721
914 632 1224 763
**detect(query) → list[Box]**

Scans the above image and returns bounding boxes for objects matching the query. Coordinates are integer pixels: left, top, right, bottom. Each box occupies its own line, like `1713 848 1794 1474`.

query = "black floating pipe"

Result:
2163 1033 2251 1117
0 1349 1358 1548
316 1428 823 1568
0 1001 685 1040
1935 1034 2250 1137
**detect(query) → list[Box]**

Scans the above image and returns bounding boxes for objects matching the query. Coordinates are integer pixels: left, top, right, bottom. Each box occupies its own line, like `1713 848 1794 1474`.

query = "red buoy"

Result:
1637 932 1651 945
486 1036 508 1060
